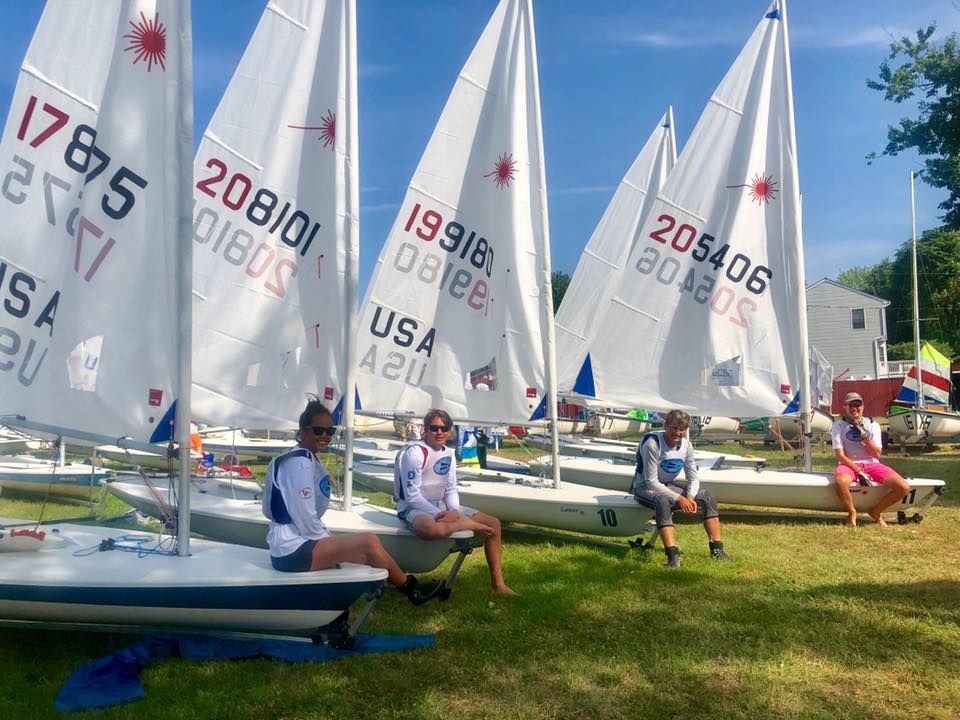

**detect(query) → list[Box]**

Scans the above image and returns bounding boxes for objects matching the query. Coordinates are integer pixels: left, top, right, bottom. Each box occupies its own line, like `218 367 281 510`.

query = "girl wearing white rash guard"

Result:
393 408 517 596
262 400 440 605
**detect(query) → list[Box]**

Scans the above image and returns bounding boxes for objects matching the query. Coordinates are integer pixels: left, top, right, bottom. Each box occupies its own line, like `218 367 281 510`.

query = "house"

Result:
806 279 890 380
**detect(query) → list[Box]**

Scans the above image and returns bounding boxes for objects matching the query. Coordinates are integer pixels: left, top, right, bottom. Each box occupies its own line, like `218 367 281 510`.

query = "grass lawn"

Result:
0 438 957 719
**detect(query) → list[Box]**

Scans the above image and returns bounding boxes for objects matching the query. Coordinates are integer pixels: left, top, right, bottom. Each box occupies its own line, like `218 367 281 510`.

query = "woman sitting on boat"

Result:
395 409 516 596
263 399 440 605
831 392 910 527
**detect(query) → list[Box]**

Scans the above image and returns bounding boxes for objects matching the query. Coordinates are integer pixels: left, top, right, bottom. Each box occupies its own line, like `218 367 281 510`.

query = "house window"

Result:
852 308 865 329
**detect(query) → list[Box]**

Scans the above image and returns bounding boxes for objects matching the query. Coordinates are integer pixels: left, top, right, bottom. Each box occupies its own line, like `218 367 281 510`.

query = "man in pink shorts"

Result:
831 392 910 526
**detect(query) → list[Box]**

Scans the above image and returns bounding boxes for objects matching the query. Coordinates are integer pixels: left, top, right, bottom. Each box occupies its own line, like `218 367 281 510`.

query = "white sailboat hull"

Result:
107 481 471 574
588 414 649 437
692 416 741 438
528 453 764 490
886 409 960 444
198 432 297 460
526 456 945 515
766 408 834 440
354 462 653 537
526 436 765 467
0 457 109 499
697 466 945 514
0 519 385 633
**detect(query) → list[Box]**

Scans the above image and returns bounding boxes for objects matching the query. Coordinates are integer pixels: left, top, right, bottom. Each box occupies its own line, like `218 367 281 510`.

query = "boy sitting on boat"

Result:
394 409 517 596
631 409 730 569
831 392 910 527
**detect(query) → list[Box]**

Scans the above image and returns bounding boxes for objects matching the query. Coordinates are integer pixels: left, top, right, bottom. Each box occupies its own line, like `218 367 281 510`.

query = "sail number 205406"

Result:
635 213 775 328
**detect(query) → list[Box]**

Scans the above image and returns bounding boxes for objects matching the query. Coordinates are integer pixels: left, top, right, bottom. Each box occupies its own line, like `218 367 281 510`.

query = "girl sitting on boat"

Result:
263 399 440 605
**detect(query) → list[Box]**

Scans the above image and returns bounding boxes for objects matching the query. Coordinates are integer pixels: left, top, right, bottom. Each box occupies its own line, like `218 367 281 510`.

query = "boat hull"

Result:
766 408 834 441
697 466 945 514
886 409 960 445
0 520 385 633
354 462 653 537
588 414 648 438
691 416 741 438
0 458 108 499
525 457 945 515
107 481 471 574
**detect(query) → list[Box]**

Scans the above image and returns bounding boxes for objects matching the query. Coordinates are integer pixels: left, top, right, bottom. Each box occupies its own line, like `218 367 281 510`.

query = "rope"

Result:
73 533 177 558
139 467 176 528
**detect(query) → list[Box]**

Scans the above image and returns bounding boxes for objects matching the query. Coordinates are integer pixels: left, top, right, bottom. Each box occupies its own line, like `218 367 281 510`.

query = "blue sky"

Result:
1 0 957 293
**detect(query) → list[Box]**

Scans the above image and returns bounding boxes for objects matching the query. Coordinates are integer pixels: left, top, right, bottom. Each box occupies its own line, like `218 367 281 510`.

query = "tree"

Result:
551 270 570 314
867 25 960 228
836 261 892 298
835 228 960 355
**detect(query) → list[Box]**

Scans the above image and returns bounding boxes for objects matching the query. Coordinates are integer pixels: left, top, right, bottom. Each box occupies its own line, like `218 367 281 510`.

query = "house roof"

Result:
806 278 890 307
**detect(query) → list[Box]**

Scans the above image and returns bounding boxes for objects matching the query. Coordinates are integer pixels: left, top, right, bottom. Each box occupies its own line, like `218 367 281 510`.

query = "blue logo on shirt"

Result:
434 457 451 474
660 458 684 474
319 476 331 497
845 427 864 442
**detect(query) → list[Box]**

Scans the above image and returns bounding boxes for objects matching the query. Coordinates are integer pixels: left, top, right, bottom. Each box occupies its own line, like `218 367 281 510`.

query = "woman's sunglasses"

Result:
308 426 337 437
428 424 451 433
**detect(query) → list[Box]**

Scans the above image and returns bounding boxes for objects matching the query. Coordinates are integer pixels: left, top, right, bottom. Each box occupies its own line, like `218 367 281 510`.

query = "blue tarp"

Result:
55 632 435 712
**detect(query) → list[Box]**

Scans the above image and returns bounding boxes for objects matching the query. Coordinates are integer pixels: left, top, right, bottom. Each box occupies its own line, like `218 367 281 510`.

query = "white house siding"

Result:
806 279 889 380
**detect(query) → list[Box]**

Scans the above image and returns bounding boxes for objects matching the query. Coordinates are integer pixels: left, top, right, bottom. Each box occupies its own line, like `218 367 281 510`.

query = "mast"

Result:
525 0 561 488
175 0 195 556
341 0 359 509
780 0 812 471
910 170 924 410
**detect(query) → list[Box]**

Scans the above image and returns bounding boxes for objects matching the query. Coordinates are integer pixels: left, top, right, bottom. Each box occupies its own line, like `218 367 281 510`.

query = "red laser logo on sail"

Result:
123 11 166 72
288 110 336 149
484 153 517 189
727 173 778 205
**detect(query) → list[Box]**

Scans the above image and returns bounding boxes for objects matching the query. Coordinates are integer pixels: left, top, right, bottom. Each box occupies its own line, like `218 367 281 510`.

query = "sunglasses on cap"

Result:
428 424 451 433
308 426 337 437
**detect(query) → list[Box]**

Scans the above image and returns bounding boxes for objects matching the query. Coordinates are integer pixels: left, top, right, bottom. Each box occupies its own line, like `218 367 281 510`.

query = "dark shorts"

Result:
270 539 318 572
634 484 719 529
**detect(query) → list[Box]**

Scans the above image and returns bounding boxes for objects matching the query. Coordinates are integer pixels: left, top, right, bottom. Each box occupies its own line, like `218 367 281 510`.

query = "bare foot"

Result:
846 511 858 527
492 584 518 596
869 510 888 527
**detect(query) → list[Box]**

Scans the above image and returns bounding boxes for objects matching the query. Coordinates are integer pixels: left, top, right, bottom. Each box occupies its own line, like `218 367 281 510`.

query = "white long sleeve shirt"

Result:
394 441 460 517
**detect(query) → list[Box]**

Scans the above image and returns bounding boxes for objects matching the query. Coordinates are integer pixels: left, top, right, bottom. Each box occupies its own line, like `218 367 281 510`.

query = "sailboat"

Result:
351 0 654 537
0 0 385 636
0 455 109 500
541 1 944 521
886 182 960 444
107 0 473 574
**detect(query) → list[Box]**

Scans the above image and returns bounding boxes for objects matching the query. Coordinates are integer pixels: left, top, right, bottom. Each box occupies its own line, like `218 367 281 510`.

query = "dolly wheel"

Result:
897 511 908 525
438 586 452 601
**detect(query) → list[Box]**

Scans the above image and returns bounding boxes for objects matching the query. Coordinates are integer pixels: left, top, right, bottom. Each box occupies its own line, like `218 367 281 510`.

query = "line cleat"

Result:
399 574 443 606
664 545 681 569
709 540 730 561
856 469 875 487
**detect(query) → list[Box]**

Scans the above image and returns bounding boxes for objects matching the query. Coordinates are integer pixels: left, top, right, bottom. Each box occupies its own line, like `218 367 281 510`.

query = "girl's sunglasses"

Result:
308 426 337 437
428 424 451 433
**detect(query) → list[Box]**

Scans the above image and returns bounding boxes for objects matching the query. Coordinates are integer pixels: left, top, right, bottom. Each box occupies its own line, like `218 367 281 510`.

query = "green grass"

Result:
1 440 958 719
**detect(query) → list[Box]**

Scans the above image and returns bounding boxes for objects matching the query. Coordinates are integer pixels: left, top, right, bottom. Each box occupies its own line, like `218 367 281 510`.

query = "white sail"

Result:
580 1 805 417
191 0 357 429
355 0 550 425
0 0 191 443
555 108 677 396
